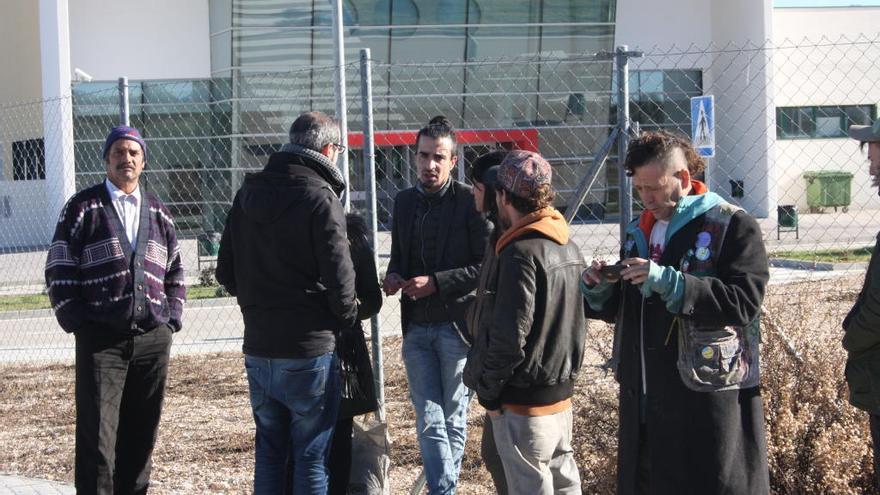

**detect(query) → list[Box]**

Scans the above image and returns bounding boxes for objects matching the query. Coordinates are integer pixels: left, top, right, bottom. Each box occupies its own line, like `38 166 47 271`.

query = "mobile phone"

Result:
599 263 626 279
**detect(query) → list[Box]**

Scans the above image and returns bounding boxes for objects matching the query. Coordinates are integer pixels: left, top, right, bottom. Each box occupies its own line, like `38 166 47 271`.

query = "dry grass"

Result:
0 276 877 494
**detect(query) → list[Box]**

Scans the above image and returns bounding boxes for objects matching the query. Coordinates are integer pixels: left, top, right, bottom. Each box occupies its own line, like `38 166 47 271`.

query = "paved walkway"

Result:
0 475 73 495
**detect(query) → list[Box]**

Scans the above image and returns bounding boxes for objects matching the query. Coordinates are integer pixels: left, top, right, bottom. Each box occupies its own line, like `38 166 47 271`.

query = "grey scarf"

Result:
280 142 346 193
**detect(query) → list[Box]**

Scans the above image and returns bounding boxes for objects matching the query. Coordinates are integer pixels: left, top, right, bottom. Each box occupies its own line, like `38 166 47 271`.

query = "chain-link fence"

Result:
2 35 880 492
4 37 876 357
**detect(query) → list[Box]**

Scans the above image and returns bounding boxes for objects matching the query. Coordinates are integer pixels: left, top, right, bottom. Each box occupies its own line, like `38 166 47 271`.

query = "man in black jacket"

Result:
216 111 357 495
381 116 490 494
464 150 586 494
842 120 880 488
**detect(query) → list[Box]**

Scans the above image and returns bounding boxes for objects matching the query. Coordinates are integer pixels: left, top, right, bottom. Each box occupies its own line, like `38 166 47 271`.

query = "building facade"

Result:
4 0 876 251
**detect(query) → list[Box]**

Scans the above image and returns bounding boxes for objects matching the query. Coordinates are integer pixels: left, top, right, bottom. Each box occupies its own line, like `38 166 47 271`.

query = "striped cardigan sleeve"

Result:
45 196 89 333
160 206 186 332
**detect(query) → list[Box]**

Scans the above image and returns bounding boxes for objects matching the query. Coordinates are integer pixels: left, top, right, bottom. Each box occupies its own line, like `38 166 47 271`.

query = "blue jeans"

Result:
403 322 472 495
244 352 340 495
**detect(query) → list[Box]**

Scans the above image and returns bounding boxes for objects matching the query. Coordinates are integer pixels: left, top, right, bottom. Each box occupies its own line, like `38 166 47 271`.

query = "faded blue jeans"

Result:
402 322 472 495
244 352 339 495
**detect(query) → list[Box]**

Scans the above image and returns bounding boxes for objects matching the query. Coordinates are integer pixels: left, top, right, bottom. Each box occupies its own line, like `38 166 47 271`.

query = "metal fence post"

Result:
615 46 642 239
331 0 350 211
360 48 385 420
616 46 632 240
118 76 129 126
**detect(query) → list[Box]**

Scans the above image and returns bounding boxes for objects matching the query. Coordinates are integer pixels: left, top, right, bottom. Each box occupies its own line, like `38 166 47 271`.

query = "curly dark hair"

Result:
623 129 705 177
504 184 556 215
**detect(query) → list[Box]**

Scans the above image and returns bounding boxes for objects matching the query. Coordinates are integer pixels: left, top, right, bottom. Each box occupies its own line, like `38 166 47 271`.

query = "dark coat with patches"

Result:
586 198 770 495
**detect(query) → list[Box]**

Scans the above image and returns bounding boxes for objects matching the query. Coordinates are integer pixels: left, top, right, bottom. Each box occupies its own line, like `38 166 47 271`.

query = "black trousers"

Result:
871 413 880 489
636 423 651 495
481 413 508 495
74 325 172 495
328 417 354 495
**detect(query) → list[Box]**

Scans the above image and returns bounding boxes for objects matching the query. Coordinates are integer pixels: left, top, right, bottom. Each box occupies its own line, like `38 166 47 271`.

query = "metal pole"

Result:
118 77 129 126
230 70 242 196
331 0 350 211
360 48 385 421
563 127 619 224
616 46 632 241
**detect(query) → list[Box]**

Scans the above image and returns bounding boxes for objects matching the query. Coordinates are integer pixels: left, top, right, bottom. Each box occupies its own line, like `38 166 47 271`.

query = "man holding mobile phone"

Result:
580 130 770 494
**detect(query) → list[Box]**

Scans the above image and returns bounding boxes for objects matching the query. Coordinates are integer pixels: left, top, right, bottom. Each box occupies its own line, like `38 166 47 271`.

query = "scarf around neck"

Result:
279 142 346 194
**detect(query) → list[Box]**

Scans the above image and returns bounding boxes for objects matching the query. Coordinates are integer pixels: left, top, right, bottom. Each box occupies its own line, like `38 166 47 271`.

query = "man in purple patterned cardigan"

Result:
45 125 185 495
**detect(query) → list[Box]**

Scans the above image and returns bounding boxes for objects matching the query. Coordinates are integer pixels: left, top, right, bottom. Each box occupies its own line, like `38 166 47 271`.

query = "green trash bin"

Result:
777 204 798 239
803 171 853 213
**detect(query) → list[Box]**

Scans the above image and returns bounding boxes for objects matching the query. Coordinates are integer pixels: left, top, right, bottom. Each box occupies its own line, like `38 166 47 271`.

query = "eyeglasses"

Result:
332 143 347 153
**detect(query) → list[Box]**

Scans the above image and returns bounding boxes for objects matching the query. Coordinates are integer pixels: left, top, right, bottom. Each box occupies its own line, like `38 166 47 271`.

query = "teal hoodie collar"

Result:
625 191 726 256
665 191 725 242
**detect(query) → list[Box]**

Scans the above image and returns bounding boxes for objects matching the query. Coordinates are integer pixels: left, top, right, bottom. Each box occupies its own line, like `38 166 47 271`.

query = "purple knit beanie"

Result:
102 126 146 159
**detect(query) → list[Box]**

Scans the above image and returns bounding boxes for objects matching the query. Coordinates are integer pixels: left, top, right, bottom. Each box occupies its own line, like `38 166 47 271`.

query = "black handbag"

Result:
336 321 379 418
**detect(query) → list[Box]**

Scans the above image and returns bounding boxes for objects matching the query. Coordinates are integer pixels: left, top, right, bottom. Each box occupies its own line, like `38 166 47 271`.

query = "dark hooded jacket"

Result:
842 232 880 413
216 148 358 358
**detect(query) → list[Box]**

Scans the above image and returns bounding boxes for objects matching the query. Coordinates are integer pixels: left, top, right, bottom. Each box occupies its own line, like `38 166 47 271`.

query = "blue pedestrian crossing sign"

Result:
691 95 715 157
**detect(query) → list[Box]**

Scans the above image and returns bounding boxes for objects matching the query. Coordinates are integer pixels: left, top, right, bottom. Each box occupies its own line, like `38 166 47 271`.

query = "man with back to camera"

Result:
45 125 185 495
842 119 880 488
580 130 770 494
216 111 357 494
381 116 491 494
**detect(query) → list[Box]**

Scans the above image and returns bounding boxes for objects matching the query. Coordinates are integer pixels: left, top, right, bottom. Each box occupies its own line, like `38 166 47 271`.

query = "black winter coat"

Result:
387 181 491 343
216 151 358 358
586 207 770 495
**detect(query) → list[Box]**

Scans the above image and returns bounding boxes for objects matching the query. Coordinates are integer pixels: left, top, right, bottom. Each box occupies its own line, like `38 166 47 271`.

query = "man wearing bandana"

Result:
580 130 770 494
842 119 880 488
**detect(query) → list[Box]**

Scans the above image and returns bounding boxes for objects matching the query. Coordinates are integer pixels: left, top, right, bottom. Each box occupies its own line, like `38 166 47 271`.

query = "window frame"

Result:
776 104 876 140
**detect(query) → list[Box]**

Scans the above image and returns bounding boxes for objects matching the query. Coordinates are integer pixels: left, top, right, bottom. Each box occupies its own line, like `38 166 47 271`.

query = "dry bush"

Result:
0 276 877 494
762 276 877 494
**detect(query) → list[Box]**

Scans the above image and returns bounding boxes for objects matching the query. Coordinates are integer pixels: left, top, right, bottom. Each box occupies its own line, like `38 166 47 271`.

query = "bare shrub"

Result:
762 276 877 494
0 276 877 493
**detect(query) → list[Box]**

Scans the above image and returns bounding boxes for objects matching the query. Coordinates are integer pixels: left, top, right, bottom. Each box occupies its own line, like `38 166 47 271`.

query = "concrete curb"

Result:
769 258 868 272
0 474 74 494
0 297 238 321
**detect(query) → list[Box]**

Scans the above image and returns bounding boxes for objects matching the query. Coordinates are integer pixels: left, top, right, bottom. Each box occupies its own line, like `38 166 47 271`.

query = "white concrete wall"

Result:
616 0 775 217
0 2 42 104
774 7 880 42
773 7 880 211
615 0 713 50
0 2 44 180
0 180 51 249
68 0 212 80
708 0 775 218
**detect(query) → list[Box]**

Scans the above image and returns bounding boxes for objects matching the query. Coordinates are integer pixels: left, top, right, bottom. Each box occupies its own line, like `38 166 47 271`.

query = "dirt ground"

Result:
0 274 875 494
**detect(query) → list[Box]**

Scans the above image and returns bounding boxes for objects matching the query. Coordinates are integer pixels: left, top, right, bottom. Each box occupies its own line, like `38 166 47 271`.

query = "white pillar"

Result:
709 0 775 218
40 0 76 231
